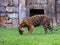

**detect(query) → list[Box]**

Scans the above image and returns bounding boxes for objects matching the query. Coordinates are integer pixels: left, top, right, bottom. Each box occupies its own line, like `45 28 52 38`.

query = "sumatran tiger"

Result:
18 14 54 35
0 15 10 27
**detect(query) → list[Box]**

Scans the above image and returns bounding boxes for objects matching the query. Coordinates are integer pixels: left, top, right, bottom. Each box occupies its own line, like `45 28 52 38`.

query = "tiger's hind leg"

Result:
43 24 48 34
43 26 48 34
43 22 50 34
48 24 53 34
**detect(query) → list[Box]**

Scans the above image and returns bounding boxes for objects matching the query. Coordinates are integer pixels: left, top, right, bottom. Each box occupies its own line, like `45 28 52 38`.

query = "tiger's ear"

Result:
18 21 23 25
21 23 25 26
19 22 24 27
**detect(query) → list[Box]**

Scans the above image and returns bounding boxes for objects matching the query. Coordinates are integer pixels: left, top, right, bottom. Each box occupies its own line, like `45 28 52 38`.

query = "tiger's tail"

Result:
51 18 53 28
51 18 58 31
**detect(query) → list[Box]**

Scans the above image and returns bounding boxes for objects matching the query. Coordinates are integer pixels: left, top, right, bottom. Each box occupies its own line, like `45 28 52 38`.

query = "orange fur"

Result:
18 15 53 35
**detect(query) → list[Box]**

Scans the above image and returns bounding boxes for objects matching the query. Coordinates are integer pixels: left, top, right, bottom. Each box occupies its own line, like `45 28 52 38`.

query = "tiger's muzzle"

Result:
19 30 24 35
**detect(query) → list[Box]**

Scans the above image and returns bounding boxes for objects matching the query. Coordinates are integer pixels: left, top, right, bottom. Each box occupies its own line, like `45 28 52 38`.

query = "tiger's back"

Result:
24 15 50 27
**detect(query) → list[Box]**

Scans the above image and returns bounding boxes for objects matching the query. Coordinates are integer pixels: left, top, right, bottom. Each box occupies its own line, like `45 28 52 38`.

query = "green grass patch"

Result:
0 26 60 45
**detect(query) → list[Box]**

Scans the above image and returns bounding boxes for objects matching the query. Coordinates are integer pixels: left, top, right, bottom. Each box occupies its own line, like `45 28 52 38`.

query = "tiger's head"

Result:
18 20 26 35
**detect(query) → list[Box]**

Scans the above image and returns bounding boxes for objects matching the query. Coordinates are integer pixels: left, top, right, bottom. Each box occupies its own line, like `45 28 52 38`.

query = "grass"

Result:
0 26 60 45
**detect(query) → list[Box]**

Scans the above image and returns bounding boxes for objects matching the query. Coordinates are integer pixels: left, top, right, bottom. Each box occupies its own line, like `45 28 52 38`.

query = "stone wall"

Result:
56 0 60 25
0 0 19 28
0 0 60 28
25 0 56 25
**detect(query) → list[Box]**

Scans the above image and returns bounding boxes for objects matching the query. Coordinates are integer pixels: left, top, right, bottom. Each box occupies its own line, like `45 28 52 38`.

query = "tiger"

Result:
0 15 10 27
18 14 54 35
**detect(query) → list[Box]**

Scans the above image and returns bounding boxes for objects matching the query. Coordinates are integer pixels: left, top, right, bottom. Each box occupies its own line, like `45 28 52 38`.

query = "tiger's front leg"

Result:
1 21 7 27
28 25 34 34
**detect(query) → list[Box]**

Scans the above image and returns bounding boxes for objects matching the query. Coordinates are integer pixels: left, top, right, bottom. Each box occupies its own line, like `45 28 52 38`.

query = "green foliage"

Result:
0 26 60 45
